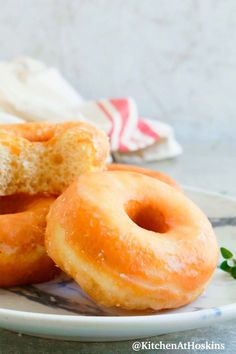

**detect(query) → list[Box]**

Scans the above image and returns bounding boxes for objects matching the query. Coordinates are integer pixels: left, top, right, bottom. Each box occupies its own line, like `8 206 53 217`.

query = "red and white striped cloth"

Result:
0 57 182 162
81 98 159 152
78 98 182 162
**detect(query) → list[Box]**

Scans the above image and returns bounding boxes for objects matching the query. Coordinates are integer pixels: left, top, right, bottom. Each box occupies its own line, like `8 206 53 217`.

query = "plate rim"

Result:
0 186 236 324
0 302 235 324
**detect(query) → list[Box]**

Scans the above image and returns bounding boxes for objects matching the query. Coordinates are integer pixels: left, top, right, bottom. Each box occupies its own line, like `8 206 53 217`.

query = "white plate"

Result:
0 188 235 342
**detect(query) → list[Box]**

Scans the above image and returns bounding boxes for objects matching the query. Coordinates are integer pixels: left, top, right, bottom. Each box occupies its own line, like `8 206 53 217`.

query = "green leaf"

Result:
220 260 232 273
231 267 236 279
220 247 233 259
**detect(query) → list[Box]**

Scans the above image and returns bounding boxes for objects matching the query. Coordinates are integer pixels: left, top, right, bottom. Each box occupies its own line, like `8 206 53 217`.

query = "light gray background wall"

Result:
0 0 236 143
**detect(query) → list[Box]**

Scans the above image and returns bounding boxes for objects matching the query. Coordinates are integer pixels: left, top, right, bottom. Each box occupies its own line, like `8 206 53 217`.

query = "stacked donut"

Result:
0 122 218 311
0 122 109 287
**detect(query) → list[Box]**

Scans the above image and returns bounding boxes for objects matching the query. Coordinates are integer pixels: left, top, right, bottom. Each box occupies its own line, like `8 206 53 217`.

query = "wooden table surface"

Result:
1 141 235 353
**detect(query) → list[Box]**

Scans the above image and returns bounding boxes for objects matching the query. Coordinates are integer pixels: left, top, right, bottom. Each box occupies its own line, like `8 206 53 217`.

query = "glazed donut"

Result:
107 163 180 190
0 194 58 287
45 171 218 311
0 121 109 195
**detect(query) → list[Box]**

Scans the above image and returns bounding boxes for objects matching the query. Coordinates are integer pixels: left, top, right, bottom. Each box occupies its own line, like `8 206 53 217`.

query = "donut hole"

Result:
4 128 55 143
27 134 54 142
125 200 169 233
0 194 36 214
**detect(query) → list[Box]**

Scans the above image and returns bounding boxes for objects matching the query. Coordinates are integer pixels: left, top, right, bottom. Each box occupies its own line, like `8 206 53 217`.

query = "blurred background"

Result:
0 0 235 192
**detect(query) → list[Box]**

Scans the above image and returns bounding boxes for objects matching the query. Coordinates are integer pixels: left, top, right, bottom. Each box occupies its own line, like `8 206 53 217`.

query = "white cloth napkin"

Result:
0 57 182 162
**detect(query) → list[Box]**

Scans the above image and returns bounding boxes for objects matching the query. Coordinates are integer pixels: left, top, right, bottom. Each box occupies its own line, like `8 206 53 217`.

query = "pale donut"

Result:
0 121 109 195
45 171 218 311
107 163 180 190
0 194 58 287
